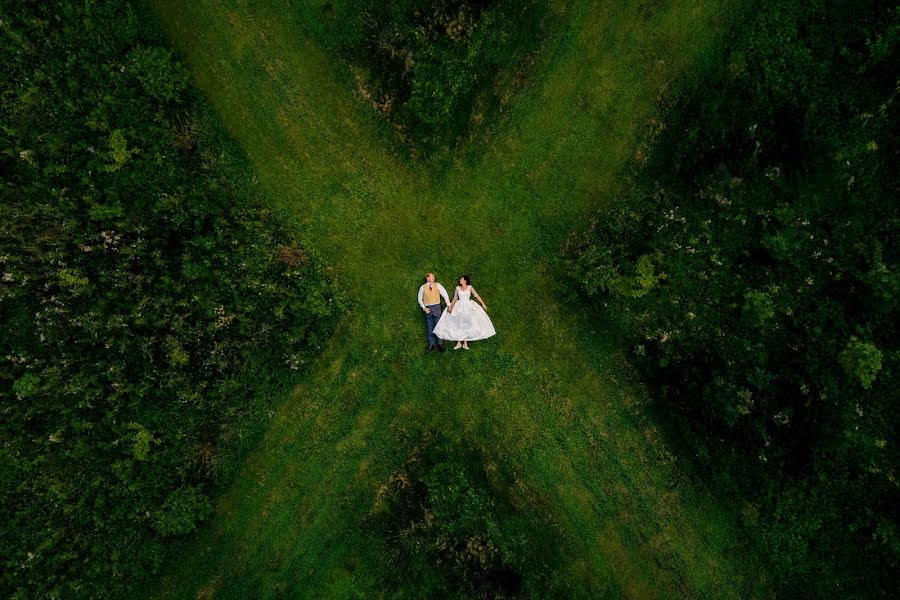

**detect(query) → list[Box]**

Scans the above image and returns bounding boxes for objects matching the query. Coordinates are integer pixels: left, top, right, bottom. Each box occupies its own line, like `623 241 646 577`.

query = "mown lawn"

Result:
148 0 768 597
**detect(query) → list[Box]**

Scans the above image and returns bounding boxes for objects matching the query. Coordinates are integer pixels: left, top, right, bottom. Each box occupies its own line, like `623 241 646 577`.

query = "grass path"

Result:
149 0 766 597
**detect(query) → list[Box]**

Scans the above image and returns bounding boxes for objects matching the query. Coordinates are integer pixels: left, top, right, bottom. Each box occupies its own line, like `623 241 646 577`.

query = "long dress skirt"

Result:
432 288 496 341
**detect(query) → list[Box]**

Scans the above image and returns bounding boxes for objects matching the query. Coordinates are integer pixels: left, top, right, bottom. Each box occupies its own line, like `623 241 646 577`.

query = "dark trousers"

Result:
424 303 442 346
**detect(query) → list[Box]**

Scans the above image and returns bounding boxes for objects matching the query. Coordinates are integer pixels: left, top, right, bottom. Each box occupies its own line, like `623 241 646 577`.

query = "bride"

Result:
432 275 496 350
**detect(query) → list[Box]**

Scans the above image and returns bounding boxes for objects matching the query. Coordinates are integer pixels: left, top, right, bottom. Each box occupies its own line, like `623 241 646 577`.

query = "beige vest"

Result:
422 284 440 305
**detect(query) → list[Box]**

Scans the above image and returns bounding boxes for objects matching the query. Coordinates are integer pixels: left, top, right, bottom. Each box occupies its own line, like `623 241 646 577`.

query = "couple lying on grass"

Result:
417 272 495 352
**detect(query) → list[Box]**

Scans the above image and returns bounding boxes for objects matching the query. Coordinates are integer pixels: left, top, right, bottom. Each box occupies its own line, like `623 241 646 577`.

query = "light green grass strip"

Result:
149 0 767 597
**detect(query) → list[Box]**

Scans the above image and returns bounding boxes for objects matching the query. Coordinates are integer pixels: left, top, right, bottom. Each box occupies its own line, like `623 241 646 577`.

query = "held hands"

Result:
424 307 431 314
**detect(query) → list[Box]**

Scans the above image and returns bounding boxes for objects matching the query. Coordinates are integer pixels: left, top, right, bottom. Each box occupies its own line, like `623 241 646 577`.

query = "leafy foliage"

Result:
566 0 898 595
301 0 554 155
0 1 344 596
368 432 565 599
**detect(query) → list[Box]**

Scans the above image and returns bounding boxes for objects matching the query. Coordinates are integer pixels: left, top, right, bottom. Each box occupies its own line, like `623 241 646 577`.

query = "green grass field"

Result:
148 0 768 596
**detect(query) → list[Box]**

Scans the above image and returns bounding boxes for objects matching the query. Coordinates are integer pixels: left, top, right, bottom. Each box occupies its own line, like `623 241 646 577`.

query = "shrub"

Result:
300 0 554 155
367 432 566 599
127 45 190 104
839 336 883 390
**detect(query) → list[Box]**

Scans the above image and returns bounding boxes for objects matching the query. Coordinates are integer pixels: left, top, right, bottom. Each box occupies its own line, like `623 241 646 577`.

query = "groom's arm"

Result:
417 285 426 310
438 284 451 306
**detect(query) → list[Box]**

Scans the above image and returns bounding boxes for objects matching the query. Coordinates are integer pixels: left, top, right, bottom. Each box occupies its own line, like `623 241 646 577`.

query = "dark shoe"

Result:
426 344 435 353
438 344 445 352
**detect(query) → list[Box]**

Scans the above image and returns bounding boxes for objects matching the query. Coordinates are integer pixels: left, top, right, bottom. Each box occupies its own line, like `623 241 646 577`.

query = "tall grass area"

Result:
146 0 772 597
0 2 343 596
567 0 898 596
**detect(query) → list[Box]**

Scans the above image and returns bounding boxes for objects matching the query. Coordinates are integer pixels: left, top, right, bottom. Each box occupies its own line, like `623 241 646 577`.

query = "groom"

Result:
417 272 450 352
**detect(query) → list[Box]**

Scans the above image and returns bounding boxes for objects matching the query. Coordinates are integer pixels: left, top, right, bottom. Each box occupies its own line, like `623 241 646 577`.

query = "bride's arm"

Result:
471 287 488 311
449 287 459 312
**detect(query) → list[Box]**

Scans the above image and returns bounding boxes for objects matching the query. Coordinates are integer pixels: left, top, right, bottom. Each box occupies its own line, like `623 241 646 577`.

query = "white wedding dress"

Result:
432 286 496 341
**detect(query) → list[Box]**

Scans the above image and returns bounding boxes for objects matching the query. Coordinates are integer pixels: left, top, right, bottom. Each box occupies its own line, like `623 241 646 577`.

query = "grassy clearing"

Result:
148 0 768 597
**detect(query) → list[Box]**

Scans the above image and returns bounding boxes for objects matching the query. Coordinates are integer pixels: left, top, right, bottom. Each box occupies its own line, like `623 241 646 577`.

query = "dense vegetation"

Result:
367 432 565 599
296 0 553 155
0 1 344 596
566 0 898 595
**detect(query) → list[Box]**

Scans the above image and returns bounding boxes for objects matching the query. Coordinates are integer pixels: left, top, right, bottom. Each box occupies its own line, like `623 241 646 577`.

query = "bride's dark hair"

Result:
460 274 471 285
